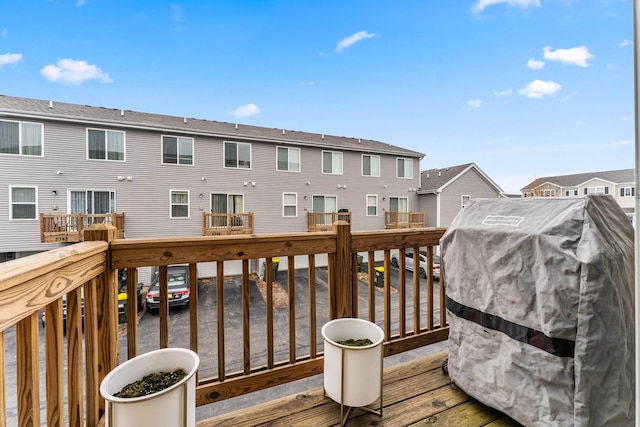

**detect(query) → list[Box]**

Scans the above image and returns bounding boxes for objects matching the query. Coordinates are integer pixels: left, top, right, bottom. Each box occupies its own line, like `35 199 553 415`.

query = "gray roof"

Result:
419 162 503 194
521 168 635 191
0 94 425 158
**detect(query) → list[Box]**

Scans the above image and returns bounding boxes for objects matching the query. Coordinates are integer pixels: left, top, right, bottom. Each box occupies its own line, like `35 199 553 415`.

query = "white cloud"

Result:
608 64 615 70
609 140 631 147
467 99 482 108
171 4 184 22
335 31 375 53
494 89 512 97
620 40 631 47
40 58 112 84
1 29 7 37
518 79 561 98
527 59 544 69
543 46 594 67
229 103 261 118
297 81 316 86
76 0 85 6
0 53 23 67
471 0 540 13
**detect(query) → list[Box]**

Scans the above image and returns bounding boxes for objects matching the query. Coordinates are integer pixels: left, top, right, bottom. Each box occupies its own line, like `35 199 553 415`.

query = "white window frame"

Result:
389 196 409 212
366 194 378 216
170 190 190 219
461 195 471 208
276 146 301 172
68 189 116 214
322 150 343 175
283 192 297 217
540 189 556 197
396 157 413 179
566 189 578 196
362 154 380 177
10 186 38 220
162 135 194 165
224 141 252 169
87 128 125 161
0 120 43 157
585 186 607 195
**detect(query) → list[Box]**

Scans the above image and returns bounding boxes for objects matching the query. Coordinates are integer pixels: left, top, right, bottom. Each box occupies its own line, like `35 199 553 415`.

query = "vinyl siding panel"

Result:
0 118 422 255
439 168 500 227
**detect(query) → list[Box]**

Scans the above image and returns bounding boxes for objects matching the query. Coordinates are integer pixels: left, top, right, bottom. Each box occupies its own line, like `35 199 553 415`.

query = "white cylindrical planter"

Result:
322 318 384 408
100 348 200 427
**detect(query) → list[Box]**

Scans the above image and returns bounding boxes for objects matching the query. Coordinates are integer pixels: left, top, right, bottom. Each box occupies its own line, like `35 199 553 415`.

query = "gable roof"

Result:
0 95 425 158
419 162 503 194
521 168 634 191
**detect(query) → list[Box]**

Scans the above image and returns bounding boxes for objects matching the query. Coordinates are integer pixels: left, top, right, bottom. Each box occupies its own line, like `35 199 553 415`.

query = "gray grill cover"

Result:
441 195 634 426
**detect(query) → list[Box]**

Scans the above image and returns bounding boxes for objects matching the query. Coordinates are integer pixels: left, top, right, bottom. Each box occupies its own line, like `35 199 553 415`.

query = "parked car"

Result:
145 265 192 312
41 288 84 328
390 251 440 279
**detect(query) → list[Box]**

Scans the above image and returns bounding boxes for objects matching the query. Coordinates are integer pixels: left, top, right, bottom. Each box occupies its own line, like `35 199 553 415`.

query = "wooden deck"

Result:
199 351 522 427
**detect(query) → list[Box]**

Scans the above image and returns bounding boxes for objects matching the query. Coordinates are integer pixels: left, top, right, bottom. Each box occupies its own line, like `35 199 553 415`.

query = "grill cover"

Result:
441 195 634 426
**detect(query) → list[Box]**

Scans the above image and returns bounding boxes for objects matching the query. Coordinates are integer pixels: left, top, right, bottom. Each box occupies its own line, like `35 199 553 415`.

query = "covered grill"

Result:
440 195 634 426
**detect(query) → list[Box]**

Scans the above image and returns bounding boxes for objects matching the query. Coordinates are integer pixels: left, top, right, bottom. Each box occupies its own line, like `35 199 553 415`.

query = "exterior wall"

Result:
418 194 438 228
0 117 421 255
438 168 501 227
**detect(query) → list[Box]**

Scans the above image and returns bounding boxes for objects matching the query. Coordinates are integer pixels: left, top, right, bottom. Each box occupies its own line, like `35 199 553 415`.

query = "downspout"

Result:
436 190 442 227
633 0 640 421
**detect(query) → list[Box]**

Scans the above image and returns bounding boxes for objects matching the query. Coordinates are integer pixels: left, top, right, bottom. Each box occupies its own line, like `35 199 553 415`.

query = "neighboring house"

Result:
520 168 635 224
417 163 504 228
0 95 425 267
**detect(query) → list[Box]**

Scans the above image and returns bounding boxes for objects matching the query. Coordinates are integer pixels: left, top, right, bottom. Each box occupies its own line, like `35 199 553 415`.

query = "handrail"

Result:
202 212 254 235
0 223 447 426
307 212 352 231
384 211 425 229
40 212 125 242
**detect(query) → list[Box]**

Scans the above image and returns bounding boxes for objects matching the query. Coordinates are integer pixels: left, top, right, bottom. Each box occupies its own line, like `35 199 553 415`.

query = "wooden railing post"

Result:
83 224 118 417
333 221 352 318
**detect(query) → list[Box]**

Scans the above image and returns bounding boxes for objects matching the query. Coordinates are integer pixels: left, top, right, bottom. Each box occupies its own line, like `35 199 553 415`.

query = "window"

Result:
277 147 300 172
170 190 190 218
322 151 343 175
0 120 43 156
396 158 413 179
621 187 635 197
362 155 380 177
566 190 578 196
389 197 409 212
162 136 193 165
540 189 556 197
584 186 608 195
70 190 115 214
461 195 471 208
366 194 378 216
224 141 251 169
283 193 297 217
312 195 337 212
10 186 37 219
87 129 125 161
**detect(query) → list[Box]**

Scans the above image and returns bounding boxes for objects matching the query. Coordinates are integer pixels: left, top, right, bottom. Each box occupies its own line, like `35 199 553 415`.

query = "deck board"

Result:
197 351 522 427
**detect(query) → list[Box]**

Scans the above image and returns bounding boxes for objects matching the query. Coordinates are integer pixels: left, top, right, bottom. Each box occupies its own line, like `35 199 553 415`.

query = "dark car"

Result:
145 265 191 312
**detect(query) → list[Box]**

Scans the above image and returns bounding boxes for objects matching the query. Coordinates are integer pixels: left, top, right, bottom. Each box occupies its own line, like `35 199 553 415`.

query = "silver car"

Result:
145 265 191 312
391 251 440 279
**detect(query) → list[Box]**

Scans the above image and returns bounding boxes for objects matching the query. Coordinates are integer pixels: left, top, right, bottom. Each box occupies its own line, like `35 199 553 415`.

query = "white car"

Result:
391 251 440 279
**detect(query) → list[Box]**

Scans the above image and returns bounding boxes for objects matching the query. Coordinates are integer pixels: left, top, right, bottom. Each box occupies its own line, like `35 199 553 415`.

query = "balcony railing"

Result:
0 222 448 426
307 211 352 231
202 212 254 236
40 212 125 242
385 211 425 229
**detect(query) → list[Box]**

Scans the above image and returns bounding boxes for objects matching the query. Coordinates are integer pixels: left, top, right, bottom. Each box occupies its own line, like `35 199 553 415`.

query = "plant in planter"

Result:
100 348 199 427
321 318 384 426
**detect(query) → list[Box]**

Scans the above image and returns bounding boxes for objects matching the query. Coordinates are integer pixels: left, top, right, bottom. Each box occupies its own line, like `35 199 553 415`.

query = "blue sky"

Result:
0 0 634 193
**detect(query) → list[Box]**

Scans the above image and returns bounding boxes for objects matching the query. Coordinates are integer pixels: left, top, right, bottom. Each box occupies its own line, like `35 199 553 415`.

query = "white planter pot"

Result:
100 348 200 427
322 318 384 408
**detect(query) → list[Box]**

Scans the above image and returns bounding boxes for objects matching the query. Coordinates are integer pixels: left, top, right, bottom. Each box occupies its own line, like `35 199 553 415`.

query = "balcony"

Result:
0 223 521 426
385 211 425 229
202 212 254 236
307 211 352 231
39 212 125 242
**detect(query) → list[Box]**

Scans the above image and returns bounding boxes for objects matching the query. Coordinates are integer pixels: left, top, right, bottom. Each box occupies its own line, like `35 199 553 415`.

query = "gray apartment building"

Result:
0 95 425 265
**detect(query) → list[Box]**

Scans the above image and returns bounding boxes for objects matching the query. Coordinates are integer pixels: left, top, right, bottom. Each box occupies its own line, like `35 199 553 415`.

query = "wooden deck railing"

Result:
202 212 254 236
385 211 425 229
40 212 125 242
307 211 352 231
0 222 447 426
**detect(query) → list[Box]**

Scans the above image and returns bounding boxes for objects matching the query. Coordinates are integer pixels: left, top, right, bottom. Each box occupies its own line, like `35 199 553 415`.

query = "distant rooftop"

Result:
520 168 634 191
0 94 425 158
